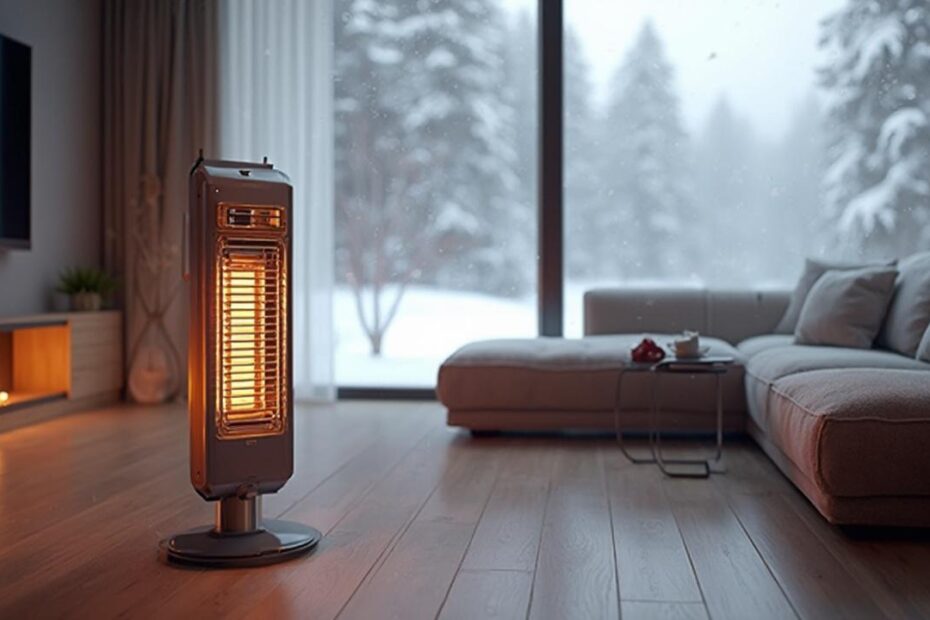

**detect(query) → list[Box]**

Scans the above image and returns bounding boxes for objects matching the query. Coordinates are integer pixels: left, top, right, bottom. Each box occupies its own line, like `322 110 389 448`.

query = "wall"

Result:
0 0 101 316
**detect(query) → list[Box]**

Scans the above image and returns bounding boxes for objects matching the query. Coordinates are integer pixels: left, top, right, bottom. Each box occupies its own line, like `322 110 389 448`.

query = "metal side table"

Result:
614 356 734 478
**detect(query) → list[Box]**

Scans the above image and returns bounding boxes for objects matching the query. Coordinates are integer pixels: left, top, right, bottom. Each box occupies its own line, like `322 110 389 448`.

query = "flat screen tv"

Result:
0 33 31 249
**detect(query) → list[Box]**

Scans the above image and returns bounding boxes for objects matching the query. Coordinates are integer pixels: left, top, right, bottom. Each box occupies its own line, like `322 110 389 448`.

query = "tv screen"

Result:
0 33 30 249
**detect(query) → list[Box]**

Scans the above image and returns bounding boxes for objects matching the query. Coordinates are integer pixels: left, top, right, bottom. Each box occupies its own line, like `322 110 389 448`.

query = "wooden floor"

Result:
1 402 930 620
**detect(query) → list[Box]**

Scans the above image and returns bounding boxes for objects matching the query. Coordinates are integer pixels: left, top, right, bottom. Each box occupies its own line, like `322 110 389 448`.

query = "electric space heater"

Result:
160 157 321 568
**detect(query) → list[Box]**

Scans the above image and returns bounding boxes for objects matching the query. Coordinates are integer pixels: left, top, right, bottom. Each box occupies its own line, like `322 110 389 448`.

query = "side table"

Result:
614 356 734 478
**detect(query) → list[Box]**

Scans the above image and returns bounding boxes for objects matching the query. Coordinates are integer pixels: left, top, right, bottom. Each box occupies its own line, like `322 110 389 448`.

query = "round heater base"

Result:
160 520 321 569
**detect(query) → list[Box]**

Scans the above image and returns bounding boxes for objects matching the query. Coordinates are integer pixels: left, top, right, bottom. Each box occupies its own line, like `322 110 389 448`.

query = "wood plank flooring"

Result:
1 401 929 619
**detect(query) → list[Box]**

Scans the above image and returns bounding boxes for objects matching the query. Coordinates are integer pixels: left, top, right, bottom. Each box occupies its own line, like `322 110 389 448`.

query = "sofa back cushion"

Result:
775 258 896 335
877 252 930 357
794 266 897 349
584 287 790 344
919 324 930 363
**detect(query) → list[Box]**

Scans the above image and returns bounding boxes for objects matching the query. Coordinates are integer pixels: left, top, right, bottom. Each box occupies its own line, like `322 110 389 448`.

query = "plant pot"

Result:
71 292 102 312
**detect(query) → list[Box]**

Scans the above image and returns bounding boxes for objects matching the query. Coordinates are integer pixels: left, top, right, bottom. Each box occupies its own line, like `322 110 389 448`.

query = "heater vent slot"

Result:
217 237 287 438
220 204 284 230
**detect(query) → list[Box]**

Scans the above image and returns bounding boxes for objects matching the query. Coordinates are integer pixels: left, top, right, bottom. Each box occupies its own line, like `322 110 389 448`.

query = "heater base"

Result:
160 520 321 568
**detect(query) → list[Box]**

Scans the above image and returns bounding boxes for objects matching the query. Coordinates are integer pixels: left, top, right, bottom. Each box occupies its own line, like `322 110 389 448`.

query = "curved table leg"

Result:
614 369 656 465
650 370 716 479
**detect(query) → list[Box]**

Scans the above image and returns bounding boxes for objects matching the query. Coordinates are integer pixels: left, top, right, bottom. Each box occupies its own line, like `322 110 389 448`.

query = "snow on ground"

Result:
334 281 678 386
334 277 790 387
335 285 535 387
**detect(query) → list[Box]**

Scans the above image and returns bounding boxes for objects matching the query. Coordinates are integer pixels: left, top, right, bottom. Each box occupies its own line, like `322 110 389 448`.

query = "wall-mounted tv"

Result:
0 33 31 250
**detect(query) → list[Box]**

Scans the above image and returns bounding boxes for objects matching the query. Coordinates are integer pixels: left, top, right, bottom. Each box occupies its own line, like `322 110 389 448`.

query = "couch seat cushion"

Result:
438 335 745 414
737 334 794 359
766 369 930 497
744 344 929 427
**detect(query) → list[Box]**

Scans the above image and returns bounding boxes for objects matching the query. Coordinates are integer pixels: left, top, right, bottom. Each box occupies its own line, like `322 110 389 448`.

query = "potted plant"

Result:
57 267 117 312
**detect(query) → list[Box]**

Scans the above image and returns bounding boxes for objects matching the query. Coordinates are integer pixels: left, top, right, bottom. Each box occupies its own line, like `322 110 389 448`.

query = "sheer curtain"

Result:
218 0 335 401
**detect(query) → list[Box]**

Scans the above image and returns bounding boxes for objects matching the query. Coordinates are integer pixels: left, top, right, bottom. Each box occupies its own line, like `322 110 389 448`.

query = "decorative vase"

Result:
125 174 184 405
128 340 178 404
71 292 102 312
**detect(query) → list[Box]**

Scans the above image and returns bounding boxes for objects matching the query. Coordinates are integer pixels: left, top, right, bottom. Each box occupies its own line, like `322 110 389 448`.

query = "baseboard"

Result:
0 390 122 434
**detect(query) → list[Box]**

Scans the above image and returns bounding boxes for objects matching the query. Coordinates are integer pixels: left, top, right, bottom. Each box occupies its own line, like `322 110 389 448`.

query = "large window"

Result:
564 0 930 335
333 0 538 387
329 0 930 387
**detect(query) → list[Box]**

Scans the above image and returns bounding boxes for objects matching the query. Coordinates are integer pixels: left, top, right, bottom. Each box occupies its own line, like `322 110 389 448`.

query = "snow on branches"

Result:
819 0 930 254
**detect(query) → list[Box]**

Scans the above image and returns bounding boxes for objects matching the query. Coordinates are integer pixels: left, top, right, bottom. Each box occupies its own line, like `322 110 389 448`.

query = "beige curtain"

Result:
103 0 218 402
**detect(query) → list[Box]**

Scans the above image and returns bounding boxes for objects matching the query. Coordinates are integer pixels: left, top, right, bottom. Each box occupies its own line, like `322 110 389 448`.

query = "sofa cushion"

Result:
920 323 930 363
794 266 897 349
766 368 930 498
877 251 930 357
747 343 929 387
744 344 929 428
737 334 794 359
774 258 895 335
584 288 791 344
437 335 745 416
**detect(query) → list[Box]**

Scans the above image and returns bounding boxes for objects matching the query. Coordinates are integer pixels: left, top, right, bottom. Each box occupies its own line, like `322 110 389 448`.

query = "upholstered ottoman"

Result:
749 368 930 527
437 335 747 432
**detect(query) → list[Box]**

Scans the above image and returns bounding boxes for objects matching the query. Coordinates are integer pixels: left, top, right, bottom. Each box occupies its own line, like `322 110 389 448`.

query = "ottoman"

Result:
437 335 748 432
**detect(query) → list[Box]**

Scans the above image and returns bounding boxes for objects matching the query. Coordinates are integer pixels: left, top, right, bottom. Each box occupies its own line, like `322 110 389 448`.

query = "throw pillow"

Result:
794 266 898 349
775 258 896 335
876 252 930 357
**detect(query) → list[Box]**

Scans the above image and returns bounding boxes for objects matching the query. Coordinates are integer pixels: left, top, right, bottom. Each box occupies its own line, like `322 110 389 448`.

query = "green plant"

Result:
56 267 117 296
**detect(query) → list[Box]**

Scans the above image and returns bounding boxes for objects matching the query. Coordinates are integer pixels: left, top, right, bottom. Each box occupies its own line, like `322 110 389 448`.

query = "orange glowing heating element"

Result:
217 235 286 438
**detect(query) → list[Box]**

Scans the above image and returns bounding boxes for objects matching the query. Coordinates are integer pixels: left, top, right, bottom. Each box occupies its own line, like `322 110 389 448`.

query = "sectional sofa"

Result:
437 272 930 527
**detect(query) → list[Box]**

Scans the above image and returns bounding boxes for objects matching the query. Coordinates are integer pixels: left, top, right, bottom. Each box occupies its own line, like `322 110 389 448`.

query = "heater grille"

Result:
216 236 287 438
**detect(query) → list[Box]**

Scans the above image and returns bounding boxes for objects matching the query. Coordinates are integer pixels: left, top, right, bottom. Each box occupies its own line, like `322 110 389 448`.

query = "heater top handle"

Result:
202 158 274 170
189 152 275 178
193 158 291 187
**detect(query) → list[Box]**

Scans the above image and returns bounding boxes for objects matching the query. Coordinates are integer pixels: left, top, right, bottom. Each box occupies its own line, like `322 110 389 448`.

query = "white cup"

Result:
672 331 700 357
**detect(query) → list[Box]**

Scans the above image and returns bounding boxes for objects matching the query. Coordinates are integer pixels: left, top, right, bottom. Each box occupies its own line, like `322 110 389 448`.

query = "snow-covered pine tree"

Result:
769 94 826 273
334 0 518 354
819 0 930 258
694 97 763 285
505 9 536 235
564 26 605 280
602 21 693 280
497 8 537 297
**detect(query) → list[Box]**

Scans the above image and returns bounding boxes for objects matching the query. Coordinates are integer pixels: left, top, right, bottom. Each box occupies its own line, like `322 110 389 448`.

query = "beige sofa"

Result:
437 287 930 527
439 288 789 432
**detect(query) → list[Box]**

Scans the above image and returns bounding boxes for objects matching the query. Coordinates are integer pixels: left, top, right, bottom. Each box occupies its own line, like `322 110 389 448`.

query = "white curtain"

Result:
218 0 335 401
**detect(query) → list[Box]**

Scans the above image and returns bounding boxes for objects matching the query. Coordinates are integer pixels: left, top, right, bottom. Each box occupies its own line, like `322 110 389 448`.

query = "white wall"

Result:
0 0 101 315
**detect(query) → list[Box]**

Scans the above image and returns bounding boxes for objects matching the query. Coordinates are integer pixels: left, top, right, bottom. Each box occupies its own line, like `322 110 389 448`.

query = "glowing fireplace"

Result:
160 157 320 568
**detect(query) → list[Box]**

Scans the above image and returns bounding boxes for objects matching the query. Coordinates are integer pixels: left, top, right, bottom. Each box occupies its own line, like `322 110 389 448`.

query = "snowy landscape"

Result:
333 0 930 386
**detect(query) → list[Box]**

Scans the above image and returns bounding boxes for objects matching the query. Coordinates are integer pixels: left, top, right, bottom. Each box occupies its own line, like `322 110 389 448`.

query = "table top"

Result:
624 355 736 373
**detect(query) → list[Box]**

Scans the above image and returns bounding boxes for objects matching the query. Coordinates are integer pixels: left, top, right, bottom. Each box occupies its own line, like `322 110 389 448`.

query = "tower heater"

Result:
160 157 321 568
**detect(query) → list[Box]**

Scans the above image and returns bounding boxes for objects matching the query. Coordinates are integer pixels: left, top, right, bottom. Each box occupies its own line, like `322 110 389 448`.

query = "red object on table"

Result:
631 337 666 363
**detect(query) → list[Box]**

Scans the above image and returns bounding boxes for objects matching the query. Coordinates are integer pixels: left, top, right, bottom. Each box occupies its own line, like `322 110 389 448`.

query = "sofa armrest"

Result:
583 287 791 344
